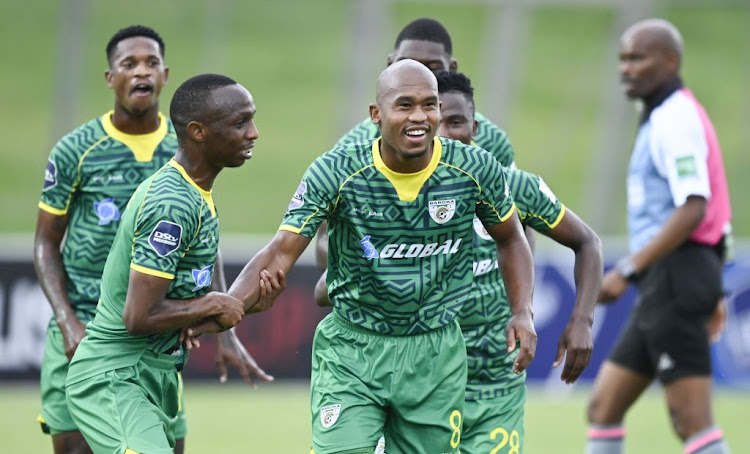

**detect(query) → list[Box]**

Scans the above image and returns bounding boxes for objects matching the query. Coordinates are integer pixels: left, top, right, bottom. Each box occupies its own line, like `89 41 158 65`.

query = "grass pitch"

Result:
2 381 747 453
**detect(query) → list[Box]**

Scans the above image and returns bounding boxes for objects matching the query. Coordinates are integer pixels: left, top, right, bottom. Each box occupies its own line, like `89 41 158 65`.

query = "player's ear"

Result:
105 69 113 88
450 58 458 72
472 118 478 137
369 103 381 126
386 53 394 67
187 121 206 142
163 66 169 85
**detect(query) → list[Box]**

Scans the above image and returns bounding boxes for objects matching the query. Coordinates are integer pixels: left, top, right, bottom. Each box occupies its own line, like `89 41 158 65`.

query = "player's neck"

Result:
380 140 434 174
174 151 218 191
110 107 161 135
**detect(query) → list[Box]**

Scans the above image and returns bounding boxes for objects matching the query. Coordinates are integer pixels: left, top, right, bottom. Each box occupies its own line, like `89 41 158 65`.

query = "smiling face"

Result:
106 36 168 116
200 84 259 170
370 61 441 169
436 91 476 145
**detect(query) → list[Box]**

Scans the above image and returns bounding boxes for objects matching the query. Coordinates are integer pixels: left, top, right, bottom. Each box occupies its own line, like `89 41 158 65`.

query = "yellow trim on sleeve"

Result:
548 204 566 229
124 449 141 454
36 414 46 424
279 225 302 234
100 110 168 163
168 160 216 217
372 138 442 202
499 202 517 222
130 263 174 280
38 201 67 216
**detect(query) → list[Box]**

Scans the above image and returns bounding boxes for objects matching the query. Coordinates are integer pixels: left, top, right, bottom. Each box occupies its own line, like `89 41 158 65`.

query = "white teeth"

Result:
405 129 426 136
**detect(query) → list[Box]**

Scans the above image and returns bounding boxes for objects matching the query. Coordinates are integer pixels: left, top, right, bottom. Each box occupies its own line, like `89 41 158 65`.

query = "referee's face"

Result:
618 30 676 99
107 37 168 117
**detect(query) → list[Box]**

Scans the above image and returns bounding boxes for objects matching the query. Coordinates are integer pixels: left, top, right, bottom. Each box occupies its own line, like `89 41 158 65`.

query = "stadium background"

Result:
1 0 749 452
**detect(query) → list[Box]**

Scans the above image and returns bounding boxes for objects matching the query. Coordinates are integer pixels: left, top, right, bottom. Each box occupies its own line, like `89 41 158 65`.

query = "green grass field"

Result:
1 1 749 236
2 382 747 453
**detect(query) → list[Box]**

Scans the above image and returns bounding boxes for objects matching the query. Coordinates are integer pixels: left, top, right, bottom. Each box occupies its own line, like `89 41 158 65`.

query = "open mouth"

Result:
131 84 154 96
404 128 428 140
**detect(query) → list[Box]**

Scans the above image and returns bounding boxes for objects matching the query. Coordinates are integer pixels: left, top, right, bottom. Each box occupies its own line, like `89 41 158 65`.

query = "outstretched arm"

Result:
229 230 311 313
542 208 603 383
486 215 536 374
34 210 84 361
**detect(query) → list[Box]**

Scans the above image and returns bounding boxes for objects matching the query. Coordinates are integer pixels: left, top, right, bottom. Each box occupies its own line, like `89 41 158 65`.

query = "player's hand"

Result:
179 318 223 350
59 317 87 361
216 328 274 387
553 318 593 384
708 297 727 343
212 292 246 330
248 269 286 314
506 311 537 374
598 269 627 303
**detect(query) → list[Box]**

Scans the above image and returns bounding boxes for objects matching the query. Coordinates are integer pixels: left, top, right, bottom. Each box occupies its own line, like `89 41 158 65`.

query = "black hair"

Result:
106 25 165 64
394 18 452 55
170 74 238 137
435 70 474 100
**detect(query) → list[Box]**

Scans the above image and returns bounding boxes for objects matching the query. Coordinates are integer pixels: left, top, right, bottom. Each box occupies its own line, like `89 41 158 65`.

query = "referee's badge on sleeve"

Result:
319 404 341 429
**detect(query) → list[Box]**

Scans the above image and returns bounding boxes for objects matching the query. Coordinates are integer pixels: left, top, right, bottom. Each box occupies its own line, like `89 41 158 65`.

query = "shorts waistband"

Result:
140 349 181 370
330 310 457 338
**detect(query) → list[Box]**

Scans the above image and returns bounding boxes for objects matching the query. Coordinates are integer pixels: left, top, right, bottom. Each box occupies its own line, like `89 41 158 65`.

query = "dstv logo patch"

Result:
148 221 183 257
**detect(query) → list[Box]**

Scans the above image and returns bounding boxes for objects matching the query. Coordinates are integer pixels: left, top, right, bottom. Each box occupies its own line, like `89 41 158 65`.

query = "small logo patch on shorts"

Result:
319 404 341 429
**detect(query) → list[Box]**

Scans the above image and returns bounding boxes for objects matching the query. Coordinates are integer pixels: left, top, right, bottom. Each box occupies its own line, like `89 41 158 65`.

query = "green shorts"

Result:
310 312 467 454
39 322 187 438
65 351 183 454
461 384 526 454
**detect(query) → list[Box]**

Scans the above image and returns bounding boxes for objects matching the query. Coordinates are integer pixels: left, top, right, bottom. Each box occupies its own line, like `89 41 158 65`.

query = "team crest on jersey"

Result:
319 404 341 429
148 221 182 257
429 199 456 224
287 181 306 210
94 199 120 225
360 235 379 260
191 265 213 291
473 217 492 241
43 159 57 191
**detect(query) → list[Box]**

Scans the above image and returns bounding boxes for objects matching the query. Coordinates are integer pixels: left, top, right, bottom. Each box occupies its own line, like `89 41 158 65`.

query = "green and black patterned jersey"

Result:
38 111 177 317
459 168 565 400
66 160 220 385
336 111 515 168
281 137 516 335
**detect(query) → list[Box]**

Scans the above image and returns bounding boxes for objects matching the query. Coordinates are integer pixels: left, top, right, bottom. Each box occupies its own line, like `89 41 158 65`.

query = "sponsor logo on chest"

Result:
191 265 213 291
93 198 121 226
359 235 462 260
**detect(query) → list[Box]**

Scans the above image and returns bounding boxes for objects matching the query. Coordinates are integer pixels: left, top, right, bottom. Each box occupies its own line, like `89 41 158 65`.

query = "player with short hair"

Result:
34 26 271 454
63 73 279 454
435 70 602 453
218 60 535 454
585 19 732 454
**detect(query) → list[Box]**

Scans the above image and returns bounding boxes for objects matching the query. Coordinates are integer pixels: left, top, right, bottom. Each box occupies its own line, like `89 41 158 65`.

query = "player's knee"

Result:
586 393 621 425
667 404 712 441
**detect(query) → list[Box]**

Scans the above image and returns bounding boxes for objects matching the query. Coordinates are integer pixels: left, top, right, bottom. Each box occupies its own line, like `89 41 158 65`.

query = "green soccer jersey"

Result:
281 137 516 335
459 168 565 400
66 159 220 385
38 111 177 314
336 111 515 168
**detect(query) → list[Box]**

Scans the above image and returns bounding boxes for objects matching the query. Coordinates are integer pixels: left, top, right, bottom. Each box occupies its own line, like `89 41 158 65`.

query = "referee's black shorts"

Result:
608 241 723 384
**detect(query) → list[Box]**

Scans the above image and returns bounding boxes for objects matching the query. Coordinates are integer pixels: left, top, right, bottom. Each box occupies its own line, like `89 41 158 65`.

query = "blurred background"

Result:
1 0 749 452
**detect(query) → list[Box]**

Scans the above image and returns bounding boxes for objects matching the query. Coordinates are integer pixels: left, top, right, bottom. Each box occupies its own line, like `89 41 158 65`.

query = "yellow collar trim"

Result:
372 138 442 202
100 110 168 162
167 160 216 217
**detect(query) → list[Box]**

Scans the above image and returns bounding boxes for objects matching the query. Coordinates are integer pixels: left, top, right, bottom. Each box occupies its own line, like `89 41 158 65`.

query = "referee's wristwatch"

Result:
615 256 638 281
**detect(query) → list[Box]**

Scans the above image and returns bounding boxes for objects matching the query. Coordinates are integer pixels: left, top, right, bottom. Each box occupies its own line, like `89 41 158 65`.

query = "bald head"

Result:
376 59 437 105
622 18 683 63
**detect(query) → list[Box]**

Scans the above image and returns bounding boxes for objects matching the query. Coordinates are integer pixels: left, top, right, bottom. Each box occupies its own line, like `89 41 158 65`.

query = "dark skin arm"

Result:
314 269 331 307
540 208 603 383
599 196 706 302
314 221 328 271
34 209 84 361
485 213 536 374
122 269 245 337
228 230 310 313
212 250 275 386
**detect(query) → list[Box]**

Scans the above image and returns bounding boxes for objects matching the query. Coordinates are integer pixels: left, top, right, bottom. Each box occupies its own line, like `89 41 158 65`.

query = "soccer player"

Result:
314 71 603 454
63 73 279 454
585 19 732 454
222 60 536 453
34 26 270 454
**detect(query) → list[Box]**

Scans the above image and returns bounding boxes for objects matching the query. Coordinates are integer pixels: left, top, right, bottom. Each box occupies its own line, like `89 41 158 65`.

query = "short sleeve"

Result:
279 155 339 238
650 96 711 207
511 170 565 232
130 193 198 280
474 156 516 227
38 138 80 215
